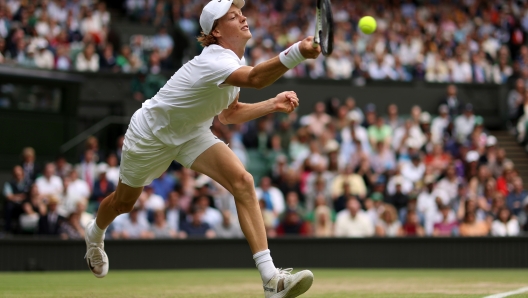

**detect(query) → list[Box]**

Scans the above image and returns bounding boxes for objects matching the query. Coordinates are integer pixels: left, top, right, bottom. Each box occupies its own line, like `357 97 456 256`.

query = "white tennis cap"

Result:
200 0 245 35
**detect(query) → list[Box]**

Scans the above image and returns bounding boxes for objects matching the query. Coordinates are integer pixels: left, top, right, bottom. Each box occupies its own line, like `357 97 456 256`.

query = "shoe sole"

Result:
85 220 109 278
272 270 314 298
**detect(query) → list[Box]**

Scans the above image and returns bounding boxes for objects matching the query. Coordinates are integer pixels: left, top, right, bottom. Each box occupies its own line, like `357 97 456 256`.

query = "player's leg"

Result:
85 108 173 278
95 182 143 230
188 140 313 297
84 182 143 278
190 142 267 253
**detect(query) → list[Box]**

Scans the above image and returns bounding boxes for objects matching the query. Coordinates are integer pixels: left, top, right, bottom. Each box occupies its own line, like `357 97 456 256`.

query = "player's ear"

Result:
212 28 221 38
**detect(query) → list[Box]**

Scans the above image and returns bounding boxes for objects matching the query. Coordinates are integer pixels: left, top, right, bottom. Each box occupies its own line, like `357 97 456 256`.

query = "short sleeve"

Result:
198 47 245 87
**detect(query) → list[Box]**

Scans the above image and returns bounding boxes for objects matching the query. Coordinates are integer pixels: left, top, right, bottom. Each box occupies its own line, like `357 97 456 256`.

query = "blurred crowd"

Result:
3 84 528 239
3 0 528 83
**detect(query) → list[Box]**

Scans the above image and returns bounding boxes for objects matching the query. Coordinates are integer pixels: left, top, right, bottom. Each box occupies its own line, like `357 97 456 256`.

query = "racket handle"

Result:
313 34 320 48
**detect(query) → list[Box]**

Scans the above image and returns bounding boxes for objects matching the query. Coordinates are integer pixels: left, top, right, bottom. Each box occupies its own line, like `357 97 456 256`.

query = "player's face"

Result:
217 6 252 41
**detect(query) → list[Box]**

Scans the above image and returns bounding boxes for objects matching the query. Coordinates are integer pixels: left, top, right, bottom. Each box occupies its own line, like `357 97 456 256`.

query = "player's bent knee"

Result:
231 171 254 196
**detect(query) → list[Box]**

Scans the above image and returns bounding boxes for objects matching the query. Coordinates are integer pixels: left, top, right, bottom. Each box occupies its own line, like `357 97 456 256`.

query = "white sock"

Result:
88 219 106 243
253 249 278 284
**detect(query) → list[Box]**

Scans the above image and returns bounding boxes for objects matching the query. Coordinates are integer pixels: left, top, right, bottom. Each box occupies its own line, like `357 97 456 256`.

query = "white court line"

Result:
483 286 528 298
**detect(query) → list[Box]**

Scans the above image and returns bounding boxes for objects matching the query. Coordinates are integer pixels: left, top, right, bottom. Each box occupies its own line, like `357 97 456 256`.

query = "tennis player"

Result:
84 0 320 297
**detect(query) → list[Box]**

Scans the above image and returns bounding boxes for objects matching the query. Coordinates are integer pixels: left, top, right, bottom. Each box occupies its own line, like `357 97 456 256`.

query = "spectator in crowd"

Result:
386 178 410 215
368 54 397 80
399 210 425 237
99 44 117 71
331 165 367 200
214 210 244 239
312 203 333 238
439 85 463 118
61 169 90 214
38 196 64 236
506 177 528 216
33 39 54 69
368 116 392 149
59 211 85 240
80 8 103 44
165 191 186 233
370 141 396 175
151 25 173 68
455 104 476 143
326 49 352 80
143 184 164 212
508 78 525 127
20 147 40 185
75 43 99 72
425 144 451 175
459 211 490 237
35 163 63 199
401 154 426 184
392 120 425 157
19 185 45 234
84 136 104 163
115 207 151 239
283 191 306 218
431 105 450 144
75 200 94 229
179 207 215 239
305 176 331 213
432 204 459 237
276 209 310 236
0 37 5 63
299 102 331 138
194 195 222 229
436 165 462 204
488 148 512 179
54 155 72 179
417 176 443 235
259 199 277 237
149 210 177 239
116 44 142 73
375 204 401 237
77 149 97 191
364 192 385 225
521 198 528 233
491 207 520 237
385 104 403 131
340 111 370 157
150 171 175 201
90 163 115 209
255 176 285 216
334 198 374 237
104 153 120 187
3 165 29 232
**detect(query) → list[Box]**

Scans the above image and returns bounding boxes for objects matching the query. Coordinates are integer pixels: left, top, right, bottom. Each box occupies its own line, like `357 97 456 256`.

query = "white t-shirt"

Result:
36 175 64 198
145 193 165 211
142 44 245 146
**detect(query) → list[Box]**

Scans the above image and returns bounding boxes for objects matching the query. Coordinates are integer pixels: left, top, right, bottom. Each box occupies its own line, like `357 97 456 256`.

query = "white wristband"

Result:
279 42 306 69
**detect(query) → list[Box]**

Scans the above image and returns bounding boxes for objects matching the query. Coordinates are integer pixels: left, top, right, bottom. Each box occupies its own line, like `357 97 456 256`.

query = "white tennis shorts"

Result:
120 109 222 188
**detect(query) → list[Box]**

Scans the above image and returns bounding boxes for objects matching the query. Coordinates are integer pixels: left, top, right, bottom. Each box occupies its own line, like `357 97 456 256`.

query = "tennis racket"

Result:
313 0 334 56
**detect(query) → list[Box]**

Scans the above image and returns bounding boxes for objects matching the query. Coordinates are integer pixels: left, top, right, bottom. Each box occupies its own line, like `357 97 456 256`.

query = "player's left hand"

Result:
273 91 299 114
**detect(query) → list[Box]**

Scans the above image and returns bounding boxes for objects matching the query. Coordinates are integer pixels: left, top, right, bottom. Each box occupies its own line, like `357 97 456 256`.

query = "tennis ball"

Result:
358 16 377 34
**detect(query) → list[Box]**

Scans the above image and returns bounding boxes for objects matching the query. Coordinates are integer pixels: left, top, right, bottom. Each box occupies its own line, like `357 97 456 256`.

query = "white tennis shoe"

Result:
84 219 109 278
263 268 314 298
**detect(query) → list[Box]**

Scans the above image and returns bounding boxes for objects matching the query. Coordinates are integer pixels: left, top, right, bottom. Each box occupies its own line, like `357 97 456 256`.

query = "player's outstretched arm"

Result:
224 36 321 89
218 91 299 125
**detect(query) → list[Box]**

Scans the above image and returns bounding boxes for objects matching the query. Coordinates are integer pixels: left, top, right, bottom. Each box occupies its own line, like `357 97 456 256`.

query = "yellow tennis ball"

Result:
359 16 377 34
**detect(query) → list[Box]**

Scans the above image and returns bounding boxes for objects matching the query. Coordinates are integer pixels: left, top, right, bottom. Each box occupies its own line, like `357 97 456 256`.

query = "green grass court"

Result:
1 269 527 297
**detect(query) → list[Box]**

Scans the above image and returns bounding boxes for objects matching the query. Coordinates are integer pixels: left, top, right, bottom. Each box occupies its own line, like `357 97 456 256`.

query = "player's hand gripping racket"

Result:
313 0 334 56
